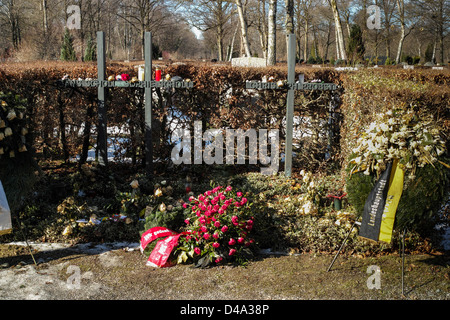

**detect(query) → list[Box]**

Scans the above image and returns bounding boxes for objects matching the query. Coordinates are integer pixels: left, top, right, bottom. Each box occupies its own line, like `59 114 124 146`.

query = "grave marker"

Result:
232 57 267 68
58 31 193 174
246 34 338 177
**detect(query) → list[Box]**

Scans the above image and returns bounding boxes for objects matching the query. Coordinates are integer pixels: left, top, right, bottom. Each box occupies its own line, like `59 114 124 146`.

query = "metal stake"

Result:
327 221 359 272
402 229 406 296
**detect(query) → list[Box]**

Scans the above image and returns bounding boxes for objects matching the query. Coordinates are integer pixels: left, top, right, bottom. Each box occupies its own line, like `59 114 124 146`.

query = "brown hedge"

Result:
0 61 448 175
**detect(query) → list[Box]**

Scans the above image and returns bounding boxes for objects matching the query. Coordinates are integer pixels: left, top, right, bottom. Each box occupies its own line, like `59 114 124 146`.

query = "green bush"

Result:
346 158 449 234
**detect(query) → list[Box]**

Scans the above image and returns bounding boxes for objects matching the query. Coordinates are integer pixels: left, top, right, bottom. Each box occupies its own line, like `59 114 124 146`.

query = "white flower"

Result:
154 188 163 197
159 203 166 212
6 111 16 121
380 123 389 132
130 179 139 189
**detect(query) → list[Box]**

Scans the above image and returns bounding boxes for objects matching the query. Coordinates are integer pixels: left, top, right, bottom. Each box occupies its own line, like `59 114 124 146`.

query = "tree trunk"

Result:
217 23 224 61
42 0 48 35
304 19 308 61
257 0 267 58
285 0 294 50
235 0 252 57
395 23 405 64
80 102 95 166
329 0 346 60
267 0 277 65
228 25 238 61
395 0 405 64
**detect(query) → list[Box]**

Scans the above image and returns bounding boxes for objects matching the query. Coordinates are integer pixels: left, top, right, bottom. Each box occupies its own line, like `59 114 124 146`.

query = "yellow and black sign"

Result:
359 160 404 243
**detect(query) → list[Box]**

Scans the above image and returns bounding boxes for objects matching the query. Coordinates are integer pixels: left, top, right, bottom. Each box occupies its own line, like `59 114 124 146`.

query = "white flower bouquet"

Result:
349 107 447 181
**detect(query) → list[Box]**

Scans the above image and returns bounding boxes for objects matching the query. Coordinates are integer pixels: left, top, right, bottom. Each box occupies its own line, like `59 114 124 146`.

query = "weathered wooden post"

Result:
144 32 153 175
97 31 108 167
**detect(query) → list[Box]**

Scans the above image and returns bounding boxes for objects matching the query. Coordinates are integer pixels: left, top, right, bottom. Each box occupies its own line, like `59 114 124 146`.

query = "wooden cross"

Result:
246 34 337 177
59 31 193 175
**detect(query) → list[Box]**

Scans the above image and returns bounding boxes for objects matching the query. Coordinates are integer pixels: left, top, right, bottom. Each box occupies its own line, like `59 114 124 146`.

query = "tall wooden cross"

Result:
59 31 193 175
246 34 337 177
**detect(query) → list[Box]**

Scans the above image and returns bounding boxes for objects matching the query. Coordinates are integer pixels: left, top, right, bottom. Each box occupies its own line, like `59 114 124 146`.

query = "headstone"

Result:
0 181 12 236
403 65 414 70
424 62 434 67
335 67 359 71
432 66 444 70
232 57 267 68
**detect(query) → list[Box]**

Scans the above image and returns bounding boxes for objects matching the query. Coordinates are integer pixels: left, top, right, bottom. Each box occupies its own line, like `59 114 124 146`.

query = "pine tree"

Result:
60 28 77 61
84 35 97 62
346 24 365 64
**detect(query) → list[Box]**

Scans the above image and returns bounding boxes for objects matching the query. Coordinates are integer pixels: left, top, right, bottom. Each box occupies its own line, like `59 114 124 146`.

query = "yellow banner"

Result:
378 160 404 243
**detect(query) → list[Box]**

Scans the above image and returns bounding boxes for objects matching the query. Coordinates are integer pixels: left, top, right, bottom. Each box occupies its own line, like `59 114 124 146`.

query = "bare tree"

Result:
0 0 24 50
185 0 233 61
267 0 276 64
235 0 252 57
394 0 416 63
411 0 449 64
328 0 346 60
285 0 294 47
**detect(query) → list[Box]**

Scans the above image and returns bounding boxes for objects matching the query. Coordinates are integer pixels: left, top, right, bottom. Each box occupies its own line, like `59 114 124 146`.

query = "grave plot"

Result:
245 34 340 177
57 32 193 175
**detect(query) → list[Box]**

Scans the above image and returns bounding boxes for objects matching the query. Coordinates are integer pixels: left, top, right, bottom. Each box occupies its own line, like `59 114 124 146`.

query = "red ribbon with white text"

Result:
140 227 186 268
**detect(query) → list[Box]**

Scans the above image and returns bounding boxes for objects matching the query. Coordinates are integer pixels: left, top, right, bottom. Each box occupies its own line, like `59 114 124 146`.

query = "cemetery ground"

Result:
0 162 449 301
0 241 449 300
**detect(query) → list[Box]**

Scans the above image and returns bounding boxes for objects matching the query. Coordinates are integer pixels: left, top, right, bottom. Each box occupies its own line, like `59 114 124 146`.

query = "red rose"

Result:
121 73 130 81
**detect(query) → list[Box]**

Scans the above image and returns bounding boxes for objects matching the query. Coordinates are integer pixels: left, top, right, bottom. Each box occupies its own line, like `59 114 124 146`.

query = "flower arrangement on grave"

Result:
0 92 29 159
0 91 37 212
346 106 449 232
174 185 255 267
140 185 255 268
348 107 446 180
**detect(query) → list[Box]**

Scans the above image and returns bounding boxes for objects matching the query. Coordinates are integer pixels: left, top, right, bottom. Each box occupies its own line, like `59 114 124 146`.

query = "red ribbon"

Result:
140 227 190 268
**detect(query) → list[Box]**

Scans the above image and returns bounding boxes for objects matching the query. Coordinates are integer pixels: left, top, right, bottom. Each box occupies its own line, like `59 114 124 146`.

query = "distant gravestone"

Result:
432 66 444 70
403 65 414 70
232 57 267 68
335 67 359 71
